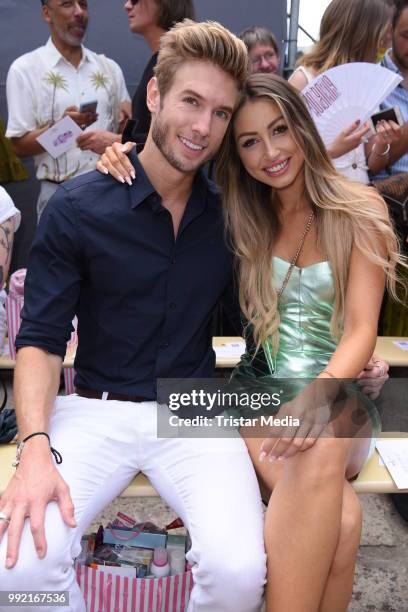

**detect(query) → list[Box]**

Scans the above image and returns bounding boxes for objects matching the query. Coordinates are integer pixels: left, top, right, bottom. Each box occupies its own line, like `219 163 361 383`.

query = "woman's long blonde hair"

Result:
301 0 391 73
216 74 405 352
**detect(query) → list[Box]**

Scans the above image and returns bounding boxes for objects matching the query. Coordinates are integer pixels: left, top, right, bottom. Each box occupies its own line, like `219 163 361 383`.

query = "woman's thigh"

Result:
243 433 361 498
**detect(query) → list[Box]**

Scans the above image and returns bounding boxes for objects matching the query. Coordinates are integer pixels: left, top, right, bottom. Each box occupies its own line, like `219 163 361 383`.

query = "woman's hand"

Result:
327 120 371 159
258 379 337 462
96 141 136 185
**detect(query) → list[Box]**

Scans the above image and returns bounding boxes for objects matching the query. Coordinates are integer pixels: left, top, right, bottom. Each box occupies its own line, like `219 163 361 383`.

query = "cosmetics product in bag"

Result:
150 548 170 578
169 548 186 575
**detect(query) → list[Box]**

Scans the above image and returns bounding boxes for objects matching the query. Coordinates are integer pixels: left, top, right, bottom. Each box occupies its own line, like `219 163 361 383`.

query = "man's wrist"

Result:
12 431 63 467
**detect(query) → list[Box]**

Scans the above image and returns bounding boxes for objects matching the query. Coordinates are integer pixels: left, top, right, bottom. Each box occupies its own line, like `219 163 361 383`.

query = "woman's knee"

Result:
288 437 351 489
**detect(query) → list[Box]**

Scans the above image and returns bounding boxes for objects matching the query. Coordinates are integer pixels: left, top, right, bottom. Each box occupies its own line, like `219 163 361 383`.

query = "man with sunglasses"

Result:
123 0 195 144
6 0 131 221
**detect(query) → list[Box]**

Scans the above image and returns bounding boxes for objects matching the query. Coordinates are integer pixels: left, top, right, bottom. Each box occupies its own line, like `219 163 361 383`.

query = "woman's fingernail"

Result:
268 455 276 463
5 558 12 569
118 176 125 184
125 176 132 186
120 146 128 153
102 167 109 175
259 451 267 462
130 170 136 180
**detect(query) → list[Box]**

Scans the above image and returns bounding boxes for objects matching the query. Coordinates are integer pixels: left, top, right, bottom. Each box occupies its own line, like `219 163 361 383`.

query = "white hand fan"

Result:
300 63 402 147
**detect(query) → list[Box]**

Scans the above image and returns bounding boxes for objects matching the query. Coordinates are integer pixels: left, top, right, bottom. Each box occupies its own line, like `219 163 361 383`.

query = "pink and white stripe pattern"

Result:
6 269 78 393
76 564 193 612
63 366 76 395
5 292 23 360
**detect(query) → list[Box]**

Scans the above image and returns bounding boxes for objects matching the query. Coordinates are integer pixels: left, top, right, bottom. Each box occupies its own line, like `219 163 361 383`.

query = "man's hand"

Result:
63 105 98 129
328 120 371 159
373 120 401 150
76 130 121 155
356 355 389 399
0 439 76 569
96 141 136 185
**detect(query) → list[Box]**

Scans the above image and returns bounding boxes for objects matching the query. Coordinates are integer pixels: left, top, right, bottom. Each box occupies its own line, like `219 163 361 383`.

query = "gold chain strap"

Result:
277 210 315 299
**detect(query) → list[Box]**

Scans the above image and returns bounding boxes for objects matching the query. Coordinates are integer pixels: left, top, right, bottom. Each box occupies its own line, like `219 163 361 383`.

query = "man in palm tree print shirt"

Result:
6 0 131 221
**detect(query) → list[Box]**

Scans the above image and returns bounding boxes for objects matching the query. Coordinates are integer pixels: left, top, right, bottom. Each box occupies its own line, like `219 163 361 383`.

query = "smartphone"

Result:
369 106 403 131
79 100 98 114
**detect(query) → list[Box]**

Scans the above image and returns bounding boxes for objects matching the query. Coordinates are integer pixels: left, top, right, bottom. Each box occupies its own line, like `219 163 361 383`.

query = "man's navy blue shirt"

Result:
16 152 235 399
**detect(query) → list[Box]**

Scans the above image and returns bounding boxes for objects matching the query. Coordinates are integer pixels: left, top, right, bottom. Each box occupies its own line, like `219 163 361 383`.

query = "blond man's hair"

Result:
154 19 249 98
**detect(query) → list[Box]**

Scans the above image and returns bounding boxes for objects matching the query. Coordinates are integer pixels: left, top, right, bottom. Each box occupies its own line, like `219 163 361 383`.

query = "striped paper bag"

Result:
5 268 25 360
63 316 78 394
6 268 77 394
75 563 193 612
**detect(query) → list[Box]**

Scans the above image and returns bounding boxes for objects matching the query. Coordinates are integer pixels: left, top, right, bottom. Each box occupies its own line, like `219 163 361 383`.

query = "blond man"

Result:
0 21 266 612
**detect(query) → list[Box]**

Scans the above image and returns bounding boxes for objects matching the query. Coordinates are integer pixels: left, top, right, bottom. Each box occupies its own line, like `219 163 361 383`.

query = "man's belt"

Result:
75 387 152 403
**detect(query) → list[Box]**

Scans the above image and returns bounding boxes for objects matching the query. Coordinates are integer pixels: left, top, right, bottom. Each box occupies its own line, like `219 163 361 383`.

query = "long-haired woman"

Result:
216 73 405 612
289 0 400 183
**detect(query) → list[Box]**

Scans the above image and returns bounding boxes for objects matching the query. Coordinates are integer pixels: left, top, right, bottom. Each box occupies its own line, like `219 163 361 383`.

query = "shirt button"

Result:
169 302 177 310
352 163 357 169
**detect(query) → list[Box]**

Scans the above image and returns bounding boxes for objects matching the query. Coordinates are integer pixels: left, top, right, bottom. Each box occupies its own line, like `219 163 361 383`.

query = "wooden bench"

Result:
1 434 407 497
0 336 407 370
212 336 408 369
0 336 407 497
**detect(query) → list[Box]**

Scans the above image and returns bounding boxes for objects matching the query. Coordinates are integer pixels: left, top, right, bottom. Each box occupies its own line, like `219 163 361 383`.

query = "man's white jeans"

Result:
0 395 266 611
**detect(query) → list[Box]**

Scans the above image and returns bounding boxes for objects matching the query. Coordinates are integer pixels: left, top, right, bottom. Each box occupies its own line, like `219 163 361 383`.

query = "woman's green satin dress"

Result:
233 257 381 434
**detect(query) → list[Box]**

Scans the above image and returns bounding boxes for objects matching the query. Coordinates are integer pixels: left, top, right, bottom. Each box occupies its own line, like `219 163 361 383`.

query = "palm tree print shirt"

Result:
6 38 130 183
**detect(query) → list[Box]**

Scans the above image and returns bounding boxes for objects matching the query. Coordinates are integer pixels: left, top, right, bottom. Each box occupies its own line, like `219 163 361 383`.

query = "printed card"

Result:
36 116 82 159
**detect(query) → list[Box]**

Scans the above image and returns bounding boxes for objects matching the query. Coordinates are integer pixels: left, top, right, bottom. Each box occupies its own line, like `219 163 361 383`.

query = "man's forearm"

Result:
14 347 62 440
388 123 408 166
11 126 50 158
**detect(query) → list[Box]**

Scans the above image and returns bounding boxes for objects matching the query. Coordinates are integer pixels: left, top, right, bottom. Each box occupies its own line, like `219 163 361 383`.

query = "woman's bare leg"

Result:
318 481 362 612
246 428 369 612
245 434 351 612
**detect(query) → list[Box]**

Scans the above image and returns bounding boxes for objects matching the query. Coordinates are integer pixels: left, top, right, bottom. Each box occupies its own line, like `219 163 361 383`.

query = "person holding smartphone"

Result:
289 0 401 184
6 0 131 221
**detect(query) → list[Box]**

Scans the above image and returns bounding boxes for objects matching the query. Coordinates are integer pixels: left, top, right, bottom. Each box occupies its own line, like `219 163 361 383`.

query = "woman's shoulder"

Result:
289 66 316 90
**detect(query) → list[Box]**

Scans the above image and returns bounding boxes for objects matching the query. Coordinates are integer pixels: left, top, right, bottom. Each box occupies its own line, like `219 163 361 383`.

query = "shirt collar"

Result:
44 37 91 68
128 150 212 214
382 48 402 76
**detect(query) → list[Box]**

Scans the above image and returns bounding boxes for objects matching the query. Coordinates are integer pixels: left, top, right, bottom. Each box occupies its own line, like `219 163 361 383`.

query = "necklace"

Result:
277 210 315 298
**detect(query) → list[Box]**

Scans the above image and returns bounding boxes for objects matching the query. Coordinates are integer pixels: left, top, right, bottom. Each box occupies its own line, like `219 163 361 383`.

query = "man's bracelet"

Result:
370 143 391 157
12 432 62 468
